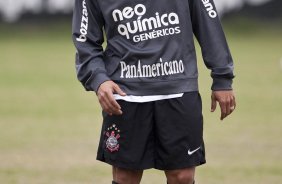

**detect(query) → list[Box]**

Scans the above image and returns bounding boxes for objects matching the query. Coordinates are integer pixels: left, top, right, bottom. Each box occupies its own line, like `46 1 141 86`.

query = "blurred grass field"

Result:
0 18 282 184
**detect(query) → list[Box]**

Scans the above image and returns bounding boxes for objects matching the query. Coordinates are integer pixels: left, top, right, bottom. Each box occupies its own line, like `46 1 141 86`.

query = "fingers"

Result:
99 97 113 116
98 90 122 115
230 95 236 112
113 84 126 96
218 99 227 121
97 81 125 116
219 96 232 121
211 94 217 112
212 91 236 121
105 92 123 114
225 96 231 118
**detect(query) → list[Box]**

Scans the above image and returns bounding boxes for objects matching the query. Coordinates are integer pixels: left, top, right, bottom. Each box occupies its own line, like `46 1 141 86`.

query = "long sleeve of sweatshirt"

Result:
189 0 234 90
72 0 110 92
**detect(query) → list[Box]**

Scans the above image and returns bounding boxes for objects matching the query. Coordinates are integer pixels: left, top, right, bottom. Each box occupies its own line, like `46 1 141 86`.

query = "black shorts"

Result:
97 92 206 170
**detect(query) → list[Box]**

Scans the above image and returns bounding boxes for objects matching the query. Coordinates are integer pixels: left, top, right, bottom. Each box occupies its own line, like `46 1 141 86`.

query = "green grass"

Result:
0 19 282 184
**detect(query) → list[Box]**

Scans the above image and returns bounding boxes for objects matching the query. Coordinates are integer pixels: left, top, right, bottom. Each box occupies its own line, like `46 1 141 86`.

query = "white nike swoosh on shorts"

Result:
188 147 201 156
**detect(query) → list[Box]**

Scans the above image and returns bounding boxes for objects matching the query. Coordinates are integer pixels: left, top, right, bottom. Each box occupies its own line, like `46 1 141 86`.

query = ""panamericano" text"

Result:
120 58 185 78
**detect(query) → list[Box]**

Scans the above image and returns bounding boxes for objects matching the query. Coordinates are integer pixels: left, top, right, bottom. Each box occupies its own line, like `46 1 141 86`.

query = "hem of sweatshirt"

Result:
114 78 199 96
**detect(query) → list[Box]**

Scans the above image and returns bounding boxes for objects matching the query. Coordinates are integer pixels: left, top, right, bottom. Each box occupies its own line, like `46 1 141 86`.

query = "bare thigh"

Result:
165 167 195 184
112 166 143 184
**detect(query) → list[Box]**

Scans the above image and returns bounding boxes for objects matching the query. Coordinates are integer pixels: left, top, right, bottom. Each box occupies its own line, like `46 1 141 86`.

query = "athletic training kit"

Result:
72 0 234 172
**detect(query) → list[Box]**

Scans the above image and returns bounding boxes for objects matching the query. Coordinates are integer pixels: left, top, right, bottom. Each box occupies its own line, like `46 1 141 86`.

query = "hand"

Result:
97 81 126 116
211 90 236 120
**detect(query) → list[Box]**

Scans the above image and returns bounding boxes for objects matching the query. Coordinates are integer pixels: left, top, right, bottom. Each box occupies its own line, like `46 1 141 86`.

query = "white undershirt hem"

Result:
113 93 184 103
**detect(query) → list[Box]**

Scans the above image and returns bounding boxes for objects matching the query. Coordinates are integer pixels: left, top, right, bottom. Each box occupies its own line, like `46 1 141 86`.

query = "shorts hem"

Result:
96 157 155 170
97 157 206 170
155 160 206 170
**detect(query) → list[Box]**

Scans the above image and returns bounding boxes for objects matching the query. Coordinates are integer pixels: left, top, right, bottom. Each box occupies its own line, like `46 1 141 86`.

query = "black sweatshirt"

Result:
72 0 234 95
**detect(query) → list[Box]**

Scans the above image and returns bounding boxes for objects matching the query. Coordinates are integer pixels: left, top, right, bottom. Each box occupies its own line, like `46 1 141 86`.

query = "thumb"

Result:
211 94 217 112
113 84 126 96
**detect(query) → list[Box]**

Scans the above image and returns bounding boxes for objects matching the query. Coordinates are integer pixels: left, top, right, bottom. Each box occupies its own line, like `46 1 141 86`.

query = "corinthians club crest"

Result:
105 124 120 152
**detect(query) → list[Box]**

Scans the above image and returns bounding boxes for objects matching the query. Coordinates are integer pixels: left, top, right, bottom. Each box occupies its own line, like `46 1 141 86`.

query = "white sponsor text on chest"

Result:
112 4 181 42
